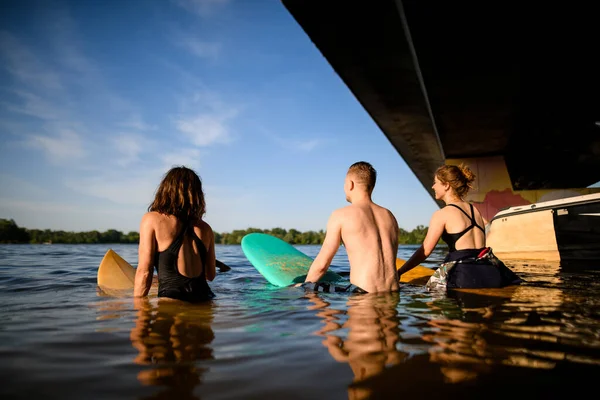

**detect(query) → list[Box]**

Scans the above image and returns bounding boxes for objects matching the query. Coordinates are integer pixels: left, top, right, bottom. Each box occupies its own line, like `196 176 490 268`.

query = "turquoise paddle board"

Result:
241 233 345 287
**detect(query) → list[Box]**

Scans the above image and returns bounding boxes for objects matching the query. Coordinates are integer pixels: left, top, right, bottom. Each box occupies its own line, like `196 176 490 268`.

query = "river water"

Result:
1 244 599 399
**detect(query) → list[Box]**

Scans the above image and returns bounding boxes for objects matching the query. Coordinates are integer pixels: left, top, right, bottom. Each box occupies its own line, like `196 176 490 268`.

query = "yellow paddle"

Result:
396 258 434 285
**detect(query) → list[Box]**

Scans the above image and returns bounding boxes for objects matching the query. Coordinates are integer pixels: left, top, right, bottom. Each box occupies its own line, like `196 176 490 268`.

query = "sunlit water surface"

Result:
1 244 599 399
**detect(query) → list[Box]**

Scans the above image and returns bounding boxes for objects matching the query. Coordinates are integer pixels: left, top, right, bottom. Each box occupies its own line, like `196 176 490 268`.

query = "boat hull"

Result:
486 193 600 264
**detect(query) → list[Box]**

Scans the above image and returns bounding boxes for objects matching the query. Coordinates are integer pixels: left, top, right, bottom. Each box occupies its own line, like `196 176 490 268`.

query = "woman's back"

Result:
134 165 216 302
441 202 486 251
150 213 215 302
153 213 212 279
398 163 522 290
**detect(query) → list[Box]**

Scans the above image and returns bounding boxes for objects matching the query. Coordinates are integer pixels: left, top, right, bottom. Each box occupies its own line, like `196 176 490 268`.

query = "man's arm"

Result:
304 211 342 283
397 210 445 275
134 213 155 297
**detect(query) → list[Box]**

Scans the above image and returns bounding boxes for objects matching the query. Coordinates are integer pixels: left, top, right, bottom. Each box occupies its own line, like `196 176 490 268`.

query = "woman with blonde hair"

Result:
134 166 217 302
397 164 521 290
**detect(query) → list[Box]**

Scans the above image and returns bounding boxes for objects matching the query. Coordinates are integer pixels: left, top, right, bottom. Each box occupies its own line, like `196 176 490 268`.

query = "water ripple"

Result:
0 243 599 399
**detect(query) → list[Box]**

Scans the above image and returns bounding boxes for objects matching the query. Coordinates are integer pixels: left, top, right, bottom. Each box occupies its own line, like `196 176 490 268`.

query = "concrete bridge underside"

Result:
282 0 600 209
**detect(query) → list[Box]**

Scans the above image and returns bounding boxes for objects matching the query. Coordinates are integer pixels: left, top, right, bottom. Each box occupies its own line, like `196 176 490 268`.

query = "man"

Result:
301 162 400 293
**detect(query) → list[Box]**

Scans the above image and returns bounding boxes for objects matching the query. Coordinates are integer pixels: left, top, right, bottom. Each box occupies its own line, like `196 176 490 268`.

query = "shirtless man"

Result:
301 162 400 293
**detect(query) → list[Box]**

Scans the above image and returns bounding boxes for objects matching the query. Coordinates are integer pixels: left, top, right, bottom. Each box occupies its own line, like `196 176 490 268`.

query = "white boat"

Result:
486 193 600 264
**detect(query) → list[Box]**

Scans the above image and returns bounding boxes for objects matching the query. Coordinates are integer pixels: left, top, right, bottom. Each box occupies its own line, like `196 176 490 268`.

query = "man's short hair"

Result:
348 161 377 192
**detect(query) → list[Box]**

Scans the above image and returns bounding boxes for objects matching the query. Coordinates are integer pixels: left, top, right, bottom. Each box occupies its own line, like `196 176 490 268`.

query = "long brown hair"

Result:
148 166 206 222
435 164 475 199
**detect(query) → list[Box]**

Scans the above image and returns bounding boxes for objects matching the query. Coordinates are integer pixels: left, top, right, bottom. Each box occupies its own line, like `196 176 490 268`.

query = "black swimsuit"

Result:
155 224 215 303
441 204 486 252
439 204 521 289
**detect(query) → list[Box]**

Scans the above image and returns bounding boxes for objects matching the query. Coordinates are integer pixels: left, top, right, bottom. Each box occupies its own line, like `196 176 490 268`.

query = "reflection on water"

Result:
1 244 600 399
425 261 600 382
130 298 215 399
305 292 405 400
301 259 600 399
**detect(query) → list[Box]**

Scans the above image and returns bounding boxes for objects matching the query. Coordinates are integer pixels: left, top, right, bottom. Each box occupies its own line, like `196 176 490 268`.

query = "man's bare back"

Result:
303 162 399 293
339 202 399 292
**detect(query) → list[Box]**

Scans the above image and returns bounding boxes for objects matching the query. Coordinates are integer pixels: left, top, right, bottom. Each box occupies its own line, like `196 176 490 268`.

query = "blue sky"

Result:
0 0 439 234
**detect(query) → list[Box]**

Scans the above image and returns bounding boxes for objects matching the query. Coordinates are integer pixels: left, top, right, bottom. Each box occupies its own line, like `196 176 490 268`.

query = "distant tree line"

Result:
397 226 428 245
214 226 430 245
0 218 429 245
0 219 139 244
214 228 326 245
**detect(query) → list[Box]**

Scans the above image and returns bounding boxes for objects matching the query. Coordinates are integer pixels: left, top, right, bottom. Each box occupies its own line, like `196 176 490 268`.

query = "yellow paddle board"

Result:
396 259 434 285
97 249 136 290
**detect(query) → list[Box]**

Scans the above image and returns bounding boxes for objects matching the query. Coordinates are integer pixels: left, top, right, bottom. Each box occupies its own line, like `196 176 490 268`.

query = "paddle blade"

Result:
396 258 434 285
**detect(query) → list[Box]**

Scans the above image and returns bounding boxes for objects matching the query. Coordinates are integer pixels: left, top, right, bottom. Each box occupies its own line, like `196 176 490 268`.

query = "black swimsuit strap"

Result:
190 230 209 277
468 204 486 233
157 221 210 275
447 203 473 220
163 223 189 254
447 203 485 233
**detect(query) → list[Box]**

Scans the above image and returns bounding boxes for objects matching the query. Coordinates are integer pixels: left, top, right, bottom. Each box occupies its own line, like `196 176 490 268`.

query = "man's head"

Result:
345 161 377 202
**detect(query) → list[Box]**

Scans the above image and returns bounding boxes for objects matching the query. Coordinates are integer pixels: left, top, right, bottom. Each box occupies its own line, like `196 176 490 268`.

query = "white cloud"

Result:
1 8 158 176
178 37 221 59
64 143 204 206
260 127 325 152
27 129 85 163
161 148 202 171
5 90 62 120
47 10 135 116
201 185 265 230
0 173 50 199
176 113 233 146
174 90 240 147
119 114 157 131
174 0 230 17
0 197 144 232
0 197 88 215
0 119 26 138
112 134 145 167
0 3 248 233
294 138 322 151
64 172 158 207
0 31 63 90
160 59 207 89
43 6 95 75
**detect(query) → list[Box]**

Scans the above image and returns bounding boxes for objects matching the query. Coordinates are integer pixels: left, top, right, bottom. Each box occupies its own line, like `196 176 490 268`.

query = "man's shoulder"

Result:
378 204 395 215
371 203 397 218
332 205 355 217
326 206 354 226
336 203 392 216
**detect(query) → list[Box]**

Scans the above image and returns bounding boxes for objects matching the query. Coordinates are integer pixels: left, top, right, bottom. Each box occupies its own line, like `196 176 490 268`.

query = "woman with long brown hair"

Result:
134 166 217 302
397 164 521 290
